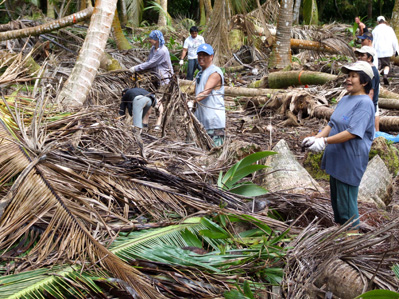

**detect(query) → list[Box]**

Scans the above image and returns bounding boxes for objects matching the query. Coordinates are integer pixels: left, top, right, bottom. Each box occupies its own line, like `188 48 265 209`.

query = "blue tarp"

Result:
375 131 399 143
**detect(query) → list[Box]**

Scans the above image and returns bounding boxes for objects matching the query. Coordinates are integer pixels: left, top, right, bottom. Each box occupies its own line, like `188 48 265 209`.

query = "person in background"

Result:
372 16 399 85
302 61 375 232
355 46 380 131
129 30 173 130
179 26 205 80
191 44 225 146
356 32 378 70
355 17 368 36
119 88 156 131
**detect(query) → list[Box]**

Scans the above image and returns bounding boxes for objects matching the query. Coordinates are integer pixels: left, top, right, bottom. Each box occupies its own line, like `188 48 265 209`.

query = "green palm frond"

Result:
0 266 104 299
111 217 222 256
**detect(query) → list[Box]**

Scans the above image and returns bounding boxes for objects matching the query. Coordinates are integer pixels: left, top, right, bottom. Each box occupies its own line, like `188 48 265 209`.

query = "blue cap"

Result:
357 32 373 41
197 43 214 55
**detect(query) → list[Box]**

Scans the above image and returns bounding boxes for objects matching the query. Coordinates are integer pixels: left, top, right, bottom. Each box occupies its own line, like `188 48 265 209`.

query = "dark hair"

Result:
366 53 374 62
190 26 199 33
357 70 372 94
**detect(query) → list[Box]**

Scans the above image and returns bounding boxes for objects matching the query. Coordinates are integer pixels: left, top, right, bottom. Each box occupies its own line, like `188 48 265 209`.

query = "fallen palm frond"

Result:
0 215 289 297
282 219 399 298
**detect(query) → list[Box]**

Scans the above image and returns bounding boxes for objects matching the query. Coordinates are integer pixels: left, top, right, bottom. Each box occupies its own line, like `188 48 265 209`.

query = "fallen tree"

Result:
0 8 93 42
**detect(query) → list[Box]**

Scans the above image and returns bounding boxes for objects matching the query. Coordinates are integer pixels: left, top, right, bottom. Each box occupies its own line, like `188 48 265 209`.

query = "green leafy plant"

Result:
217 151 276 197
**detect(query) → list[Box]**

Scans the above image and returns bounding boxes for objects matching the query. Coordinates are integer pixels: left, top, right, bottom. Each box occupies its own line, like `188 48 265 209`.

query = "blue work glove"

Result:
308 138 326 152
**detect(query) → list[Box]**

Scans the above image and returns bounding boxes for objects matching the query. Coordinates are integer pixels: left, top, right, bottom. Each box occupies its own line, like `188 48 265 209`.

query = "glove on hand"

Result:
302 136 316 148
179 59 184 65
308 138 326 153
129 66 136 73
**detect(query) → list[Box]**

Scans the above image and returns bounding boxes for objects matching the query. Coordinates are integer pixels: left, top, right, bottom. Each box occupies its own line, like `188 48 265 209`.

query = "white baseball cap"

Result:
355 46 376 61
341 61 374 80
377 16 386 22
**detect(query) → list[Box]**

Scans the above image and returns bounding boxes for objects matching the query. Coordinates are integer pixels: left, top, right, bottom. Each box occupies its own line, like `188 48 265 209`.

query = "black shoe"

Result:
383 74 389 85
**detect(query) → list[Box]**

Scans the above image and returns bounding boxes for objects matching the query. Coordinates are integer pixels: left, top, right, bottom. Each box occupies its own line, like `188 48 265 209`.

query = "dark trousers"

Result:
187 59 201 80
330 176 360 228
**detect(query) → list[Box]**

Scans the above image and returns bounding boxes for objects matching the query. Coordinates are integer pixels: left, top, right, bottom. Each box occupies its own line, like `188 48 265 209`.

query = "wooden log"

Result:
261 139 325 194
379 86 399 99
290 38 338 54
179 79 283 97
378 98 399 109
358 154 393 209
314 258 370 299
268 71 337 89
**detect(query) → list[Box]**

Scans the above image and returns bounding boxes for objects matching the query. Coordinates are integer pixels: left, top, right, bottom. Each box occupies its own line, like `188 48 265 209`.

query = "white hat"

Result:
377 16 386 22
355 46 376 61
341 61 374 80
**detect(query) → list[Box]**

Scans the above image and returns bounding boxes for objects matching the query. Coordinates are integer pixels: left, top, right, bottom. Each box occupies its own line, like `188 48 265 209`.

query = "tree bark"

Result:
57 0 117 107
269 0 294 69
268 71 337 88
158 0 168 26
204 0 213 22
392 0 399 41
290 38 338 54
179 79 281 97
118 0 128 27
199 0 206 26
111 9 132 50
293 0 301 24
0 7 94 42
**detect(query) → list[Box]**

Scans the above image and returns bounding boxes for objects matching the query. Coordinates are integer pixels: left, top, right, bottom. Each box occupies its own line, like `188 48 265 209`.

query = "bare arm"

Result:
181 48 188 60
316 126 356 144
195 72 222 102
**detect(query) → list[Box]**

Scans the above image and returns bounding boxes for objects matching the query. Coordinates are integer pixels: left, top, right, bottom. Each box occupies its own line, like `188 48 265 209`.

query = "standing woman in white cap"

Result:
372 16 399 85
302 61 375 231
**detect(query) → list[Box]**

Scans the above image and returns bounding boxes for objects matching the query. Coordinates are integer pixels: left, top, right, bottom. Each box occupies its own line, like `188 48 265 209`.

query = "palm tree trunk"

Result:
199 0 206 26
392 0 399 41
57 0 118 107
118 0 128 27
293 0 301 24
204 0 212 22
0 7 93 42
158 0 167 26
269 0 294 69
112 9 132 50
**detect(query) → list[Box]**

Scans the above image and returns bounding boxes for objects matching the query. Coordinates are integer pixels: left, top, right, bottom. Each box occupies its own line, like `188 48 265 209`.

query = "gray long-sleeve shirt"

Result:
135 45 174 85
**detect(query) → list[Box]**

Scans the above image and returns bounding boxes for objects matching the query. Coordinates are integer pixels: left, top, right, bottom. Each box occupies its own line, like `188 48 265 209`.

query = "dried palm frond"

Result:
160 75 214 150
282 219 399 298
248 0 279 24
0 120 161 298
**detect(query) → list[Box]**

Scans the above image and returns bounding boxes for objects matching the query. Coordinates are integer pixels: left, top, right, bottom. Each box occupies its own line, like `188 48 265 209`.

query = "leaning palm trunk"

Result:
112 8 132 50
0 7 94 42
58 0 118 107
269 0 294 68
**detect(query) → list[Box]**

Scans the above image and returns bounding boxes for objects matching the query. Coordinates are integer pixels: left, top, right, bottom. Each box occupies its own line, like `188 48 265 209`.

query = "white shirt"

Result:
183 35 205 60
372 23 399 58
